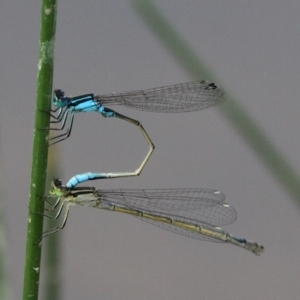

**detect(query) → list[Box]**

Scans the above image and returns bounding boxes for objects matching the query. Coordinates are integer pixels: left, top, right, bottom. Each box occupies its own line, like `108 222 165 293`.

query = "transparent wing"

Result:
97 188 225 210
136 208 235 243
95 81 226 112
96 188 237 228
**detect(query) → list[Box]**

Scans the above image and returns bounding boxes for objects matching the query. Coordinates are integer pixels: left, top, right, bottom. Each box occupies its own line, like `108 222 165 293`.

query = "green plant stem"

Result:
23 1 57 300
133 0 300 207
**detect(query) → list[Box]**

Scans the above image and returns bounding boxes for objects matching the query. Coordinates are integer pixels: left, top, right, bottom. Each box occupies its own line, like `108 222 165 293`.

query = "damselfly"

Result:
41 179 264 256
48 80 225 146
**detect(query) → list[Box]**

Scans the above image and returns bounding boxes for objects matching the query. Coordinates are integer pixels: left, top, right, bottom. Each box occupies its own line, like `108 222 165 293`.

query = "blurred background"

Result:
1 0 300 299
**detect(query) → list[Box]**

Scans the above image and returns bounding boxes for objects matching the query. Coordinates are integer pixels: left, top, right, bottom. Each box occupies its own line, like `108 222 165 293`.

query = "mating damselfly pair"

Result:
43 80 264 255
48 80 224 188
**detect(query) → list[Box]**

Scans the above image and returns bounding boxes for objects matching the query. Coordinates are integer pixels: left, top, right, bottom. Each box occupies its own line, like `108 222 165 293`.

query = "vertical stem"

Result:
23 1 57 300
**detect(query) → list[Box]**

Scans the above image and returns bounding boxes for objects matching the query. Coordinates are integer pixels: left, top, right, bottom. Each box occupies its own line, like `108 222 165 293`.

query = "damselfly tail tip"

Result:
231 235 264 256
248 241 264 256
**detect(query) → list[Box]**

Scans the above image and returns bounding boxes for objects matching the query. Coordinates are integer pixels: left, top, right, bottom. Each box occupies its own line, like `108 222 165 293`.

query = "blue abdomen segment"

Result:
66 173 110 188
99 106 116 117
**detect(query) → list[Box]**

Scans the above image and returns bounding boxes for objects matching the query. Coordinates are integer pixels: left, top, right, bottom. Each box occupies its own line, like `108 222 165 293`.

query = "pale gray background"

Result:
1 1 300 299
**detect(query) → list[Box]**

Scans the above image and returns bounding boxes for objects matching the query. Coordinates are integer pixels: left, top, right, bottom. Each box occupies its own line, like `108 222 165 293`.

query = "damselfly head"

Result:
50 179 68 197
53 89 69 107
53 178 63 188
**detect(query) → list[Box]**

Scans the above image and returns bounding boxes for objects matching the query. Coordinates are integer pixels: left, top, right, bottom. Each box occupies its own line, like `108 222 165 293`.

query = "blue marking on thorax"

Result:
72 99 99 112
65 94 116 116
67 94 100 112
